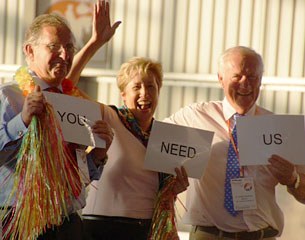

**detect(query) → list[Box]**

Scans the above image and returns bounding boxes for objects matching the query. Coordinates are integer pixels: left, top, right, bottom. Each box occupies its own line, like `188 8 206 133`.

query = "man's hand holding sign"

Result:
236 115 305 166
236 114 305 203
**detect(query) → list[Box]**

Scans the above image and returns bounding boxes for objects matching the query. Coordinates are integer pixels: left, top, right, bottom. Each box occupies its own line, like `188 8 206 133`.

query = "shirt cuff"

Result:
6 113 27 140
86 152 104 181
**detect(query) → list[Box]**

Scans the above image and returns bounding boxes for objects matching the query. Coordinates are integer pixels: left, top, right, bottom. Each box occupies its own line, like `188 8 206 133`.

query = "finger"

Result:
269 154 291 166
105 1 109 16
182 170 189 186
112 21 121 31
269 156 294 173
175 167 185 181
175 167 188 186
91 121 111 132
268 158 286 170
101 0 106 15
91 122 111 133
96 133 113 149
34 85 41 92
181 166 188 178
94 1 98 17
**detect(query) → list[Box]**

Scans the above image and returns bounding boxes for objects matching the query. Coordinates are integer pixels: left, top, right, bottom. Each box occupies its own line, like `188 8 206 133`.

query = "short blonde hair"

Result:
117 57 163 92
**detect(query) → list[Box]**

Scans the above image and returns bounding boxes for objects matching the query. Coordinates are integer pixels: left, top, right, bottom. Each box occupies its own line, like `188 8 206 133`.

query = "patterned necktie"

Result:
224 114 241 216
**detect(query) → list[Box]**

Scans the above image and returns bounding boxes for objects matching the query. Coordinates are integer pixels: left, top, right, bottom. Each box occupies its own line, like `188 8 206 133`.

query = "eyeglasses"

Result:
39 43 77 54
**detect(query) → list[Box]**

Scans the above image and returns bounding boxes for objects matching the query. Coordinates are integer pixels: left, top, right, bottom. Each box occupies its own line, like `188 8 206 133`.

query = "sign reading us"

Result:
144 120 214 179
43 92 105 148
236 115 305 166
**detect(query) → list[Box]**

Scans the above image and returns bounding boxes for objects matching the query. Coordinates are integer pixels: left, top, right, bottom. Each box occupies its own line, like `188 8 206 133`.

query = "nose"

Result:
58 46 73 61
140 86 148 97
239 75 250 88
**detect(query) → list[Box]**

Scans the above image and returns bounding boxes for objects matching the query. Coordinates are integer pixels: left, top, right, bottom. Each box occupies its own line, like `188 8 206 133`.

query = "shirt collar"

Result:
29 70 63 92
222 97 257 121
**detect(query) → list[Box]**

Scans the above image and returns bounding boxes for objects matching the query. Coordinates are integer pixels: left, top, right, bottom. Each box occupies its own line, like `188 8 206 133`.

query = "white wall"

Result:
1 0 304 77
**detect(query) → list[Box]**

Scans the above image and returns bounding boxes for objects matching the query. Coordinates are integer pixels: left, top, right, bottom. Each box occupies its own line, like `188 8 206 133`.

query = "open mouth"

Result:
137 100 151 110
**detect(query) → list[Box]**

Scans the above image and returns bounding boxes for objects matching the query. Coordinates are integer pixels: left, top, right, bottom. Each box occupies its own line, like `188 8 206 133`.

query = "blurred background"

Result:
0 0 304 239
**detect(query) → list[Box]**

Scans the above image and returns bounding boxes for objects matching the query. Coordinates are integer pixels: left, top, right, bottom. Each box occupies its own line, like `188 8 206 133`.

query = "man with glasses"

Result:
0 1 119 239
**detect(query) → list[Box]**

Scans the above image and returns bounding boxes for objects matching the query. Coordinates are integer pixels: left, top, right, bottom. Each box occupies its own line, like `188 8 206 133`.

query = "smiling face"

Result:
121 72 160 131
218 48 263 114
25 25 75 87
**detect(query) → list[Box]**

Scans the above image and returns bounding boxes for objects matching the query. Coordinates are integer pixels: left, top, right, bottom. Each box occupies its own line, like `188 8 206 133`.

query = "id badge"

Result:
76 149 90 185
231 177 257 211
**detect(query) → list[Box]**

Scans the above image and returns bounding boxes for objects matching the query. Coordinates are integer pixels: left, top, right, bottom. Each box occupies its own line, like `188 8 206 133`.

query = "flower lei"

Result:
0 66 82 240
15 66 81 96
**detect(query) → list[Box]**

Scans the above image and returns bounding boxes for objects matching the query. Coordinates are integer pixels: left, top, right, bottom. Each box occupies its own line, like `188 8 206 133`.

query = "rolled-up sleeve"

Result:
0 84 27 151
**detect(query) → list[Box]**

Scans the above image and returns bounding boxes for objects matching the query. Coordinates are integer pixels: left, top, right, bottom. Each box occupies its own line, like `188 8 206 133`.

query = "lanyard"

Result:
227 120 244 177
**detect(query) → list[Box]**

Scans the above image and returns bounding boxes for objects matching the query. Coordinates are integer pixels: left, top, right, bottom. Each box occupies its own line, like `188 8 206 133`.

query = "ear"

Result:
120 91 126 103
24 44 35 62
218 73 224 88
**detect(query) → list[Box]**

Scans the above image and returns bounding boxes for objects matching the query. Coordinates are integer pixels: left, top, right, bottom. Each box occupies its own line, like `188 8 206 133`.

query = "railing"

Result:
1 64 305 120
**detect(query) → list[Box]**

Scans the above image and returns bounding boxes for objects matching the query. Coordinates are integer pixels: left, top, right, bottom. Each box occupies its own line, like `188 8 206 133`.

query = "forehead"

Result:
225 52 261 74
128 72 157 84
38 25 74 43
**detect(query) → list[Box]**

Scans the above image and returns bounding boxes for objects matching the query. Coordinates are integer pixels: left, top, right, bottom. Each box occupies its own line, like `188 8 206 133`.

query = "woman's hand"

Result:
90 0 121 48
90 120 114 166
172 166 189 195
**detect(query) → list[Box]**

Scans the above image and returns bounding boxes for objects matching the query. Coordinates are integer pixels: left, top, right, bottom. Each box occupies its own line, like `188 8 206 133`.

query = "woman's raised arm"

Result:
67 0 121 85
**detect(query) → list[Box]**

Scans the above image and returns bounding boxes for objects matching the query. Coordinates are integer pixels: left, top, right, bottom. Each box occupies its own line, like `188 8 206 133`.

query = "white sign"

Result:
43 92 105 148
144 121 214 179
237 115 305 165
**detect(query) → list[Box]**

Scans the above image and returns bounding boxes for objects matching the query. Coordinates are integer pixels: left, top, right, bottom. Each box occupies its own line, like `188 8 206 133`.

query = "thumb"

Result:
112 21 121 31
34 85 41 92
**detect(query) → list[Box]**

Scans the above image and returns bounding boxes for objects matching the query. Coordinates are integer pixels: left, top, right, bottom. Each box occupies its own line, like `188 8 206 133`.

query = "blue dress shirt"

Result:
0 75 102 207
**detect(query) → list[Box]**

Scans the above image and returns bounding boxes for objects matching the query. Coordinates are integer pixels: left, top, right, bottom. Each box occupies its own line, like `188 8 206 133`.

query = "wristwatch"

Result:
293 173 301 189
289 171 301 189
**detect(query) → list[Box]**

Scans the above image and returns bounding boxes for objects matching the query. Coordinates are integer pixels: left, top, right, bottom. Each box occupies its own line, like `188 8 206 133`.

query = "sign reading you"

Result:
43 92 105 148
144 121 214 179
237 115 305 165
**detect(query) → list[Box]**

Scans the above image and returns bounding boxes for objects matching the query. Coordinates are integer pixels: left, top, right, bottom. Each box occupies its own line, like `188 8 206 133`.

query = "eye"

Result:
132 85 140 90
65 44 77 53
47 43 60 52
248 76 258 81
231 75 242 82
45 43 76 54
